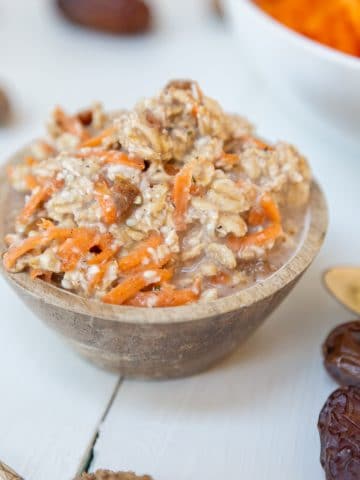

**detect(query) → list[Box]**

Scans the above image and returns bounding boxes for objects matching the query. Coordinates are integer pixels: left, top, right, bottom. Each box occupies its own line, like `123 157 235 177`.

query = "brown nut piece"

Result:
0 88 10 125
57 0 151 35
78 471 152 480
323 321 360 386
113 177 141 221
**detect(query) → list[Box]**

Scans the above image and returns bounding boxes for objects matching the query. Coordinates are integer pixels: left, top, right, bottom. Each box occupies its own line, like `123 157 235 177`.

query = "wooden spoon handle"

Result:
323 266 360 315
0 462 23 480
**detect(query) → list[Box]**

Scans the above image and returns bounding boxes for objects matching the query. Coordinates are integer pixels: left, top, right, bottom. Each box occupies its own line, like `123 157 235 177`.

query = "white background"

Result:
0 1 359 479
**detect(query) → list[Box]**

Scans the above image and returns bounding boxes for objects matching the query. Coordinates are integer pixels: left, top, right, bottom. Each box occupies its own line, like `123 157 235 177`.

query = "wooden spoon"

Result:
0 461 23 480
323 266 360 315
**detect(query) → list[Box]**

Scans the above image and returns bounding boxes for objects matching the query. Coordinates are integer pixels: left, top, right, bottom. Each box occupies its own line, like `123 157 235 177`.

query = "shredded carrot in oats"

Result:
94 179 118 225
126 283 200 307
102 269 173 305
30 269 52 282
80 127 116 148
173 163 193 232
76 150 145 170
53 107 90 141
3 80 311 306
3 227 73 270
118 233 163 272
17 178 63 225
88 262 111 292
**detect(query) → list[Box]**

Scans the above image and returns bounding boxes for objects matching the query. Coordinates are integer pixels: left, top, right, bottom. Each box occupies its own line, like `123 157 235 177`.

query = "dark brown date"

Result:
57 0 151 35
78 470 152 480
212 0 224 17
318 386 360 480
0 88 10 125
323 321 360 386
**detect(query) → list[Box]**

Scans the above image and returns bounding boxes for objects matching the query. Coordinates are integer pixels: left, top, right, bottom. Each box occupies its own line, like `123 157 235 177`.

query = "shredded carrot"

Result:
24 156 38 167
94 179 117 225
88 244 119 265
101 151 144 170
210 271 231 285
77 150 145 170
126 284 199 307
80 127 116 148
16 178 63 225
173 163 193 231
37 141 56 156
227 223 282 251
220 153 239 166
248 193 281 226
37 218 55 230
102 268 173 305
254 0 360 57
242 135 271 150
228 192 282 252
127 251 172 274
118 232 163 272
3 236 45 270
30 269 52 282
3 227 73 270
260 193 281 224
127 278 201 307
88 262 110 292
54 107 89 141
57 229 112 272
25 175 39 190
248 206 266 226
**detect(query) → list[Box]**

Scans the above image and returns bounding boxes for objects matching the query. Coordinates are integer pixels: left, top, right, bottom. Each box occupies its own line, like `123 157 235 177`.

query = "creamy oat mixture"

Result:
3 80 311 307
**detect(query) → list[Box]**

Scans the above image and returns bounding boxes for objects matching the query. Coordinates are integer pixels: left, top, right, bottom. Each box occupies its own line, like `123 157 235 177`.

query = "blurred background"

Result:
1 0 246 152
1 0 359 156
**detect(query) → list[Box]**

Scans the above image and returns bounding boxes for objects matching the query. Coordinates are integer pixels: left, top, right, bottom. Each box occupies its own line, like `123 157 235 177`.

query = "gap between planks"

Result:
75 376 124 478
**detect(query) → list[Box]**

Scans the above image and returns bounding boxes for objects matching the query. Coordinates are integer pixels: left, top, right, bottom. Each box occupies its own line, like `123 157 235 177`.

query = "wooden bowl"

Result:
0 149 328 379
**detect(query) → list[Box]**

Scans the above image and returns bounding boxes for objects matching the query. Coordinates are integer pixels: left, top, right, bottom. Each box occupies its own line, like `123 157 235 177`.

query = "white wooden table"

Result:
0 1 359 479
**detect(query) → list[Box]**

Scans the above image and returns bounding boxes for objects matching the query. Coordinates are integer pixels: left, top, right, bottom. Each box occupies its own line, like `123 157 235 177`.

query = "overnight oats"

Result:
3 80 312 307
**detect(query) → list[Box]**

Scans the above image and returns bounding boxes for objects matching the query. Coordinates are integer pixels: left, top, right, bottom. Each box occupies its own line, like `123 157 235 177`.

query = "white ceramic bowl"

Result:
225 0 360 141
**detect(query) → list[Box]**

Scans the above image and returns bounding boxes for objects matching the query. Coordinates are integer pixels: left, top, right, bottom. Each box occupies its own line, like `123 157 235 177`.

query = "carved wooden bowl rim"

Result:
0 147 328 324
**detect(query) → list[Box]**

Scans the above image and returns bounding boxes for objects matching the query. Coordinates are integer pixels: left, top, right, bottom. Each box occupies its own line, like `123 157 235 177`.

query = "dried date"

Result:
57 0 151 35
0 88 10 125
318 386 360 480
78 471 152 480
323 321 360 386
212 0 224 17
